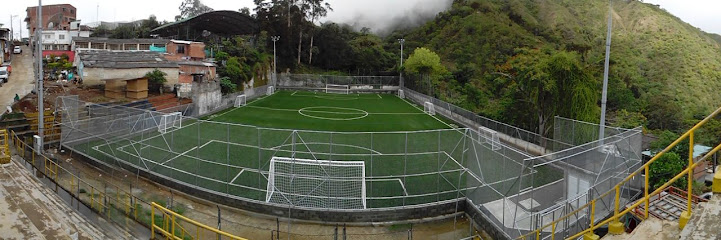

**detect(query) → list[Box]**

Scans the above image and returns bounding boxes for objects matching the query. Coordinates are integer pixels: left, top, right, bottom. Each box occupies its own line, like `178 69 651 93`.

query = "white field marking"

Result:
160 146 198 165
246 105 425 115
297 106 369 121
377 94 382 99
291 90 298 96
399 97 456 129
230 169 246 184
199 140 215 149
367 178 408 196
208 94 273 120
269 142 383 155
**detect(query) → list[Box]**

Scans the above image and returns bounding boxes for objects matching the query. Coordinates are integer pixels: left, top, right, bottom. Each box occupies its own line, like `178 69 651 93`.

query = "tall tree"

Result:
502 48 597 136
304 0 332 65
177 0 213 20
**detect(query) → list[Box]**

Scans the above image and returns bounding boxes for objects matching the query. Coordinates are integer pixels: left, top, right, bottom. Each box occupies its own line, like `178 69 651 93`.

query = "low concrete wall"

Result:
82 67 179 87
191 81 222 116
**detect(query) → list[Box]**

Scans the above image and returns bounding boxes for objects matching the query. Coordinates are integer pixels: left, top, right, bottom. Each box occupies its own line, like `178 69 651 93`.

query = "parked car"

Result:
0 67 8 83
0 63 10 75
13 46 22 54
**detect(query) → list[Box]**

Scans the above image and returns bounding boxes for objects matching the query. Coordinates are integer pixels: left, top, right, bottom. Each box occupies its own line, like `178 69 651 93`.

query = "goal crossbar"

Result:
266 156 366 209
234 94 247 108
158 112 182 134
325 84 350 94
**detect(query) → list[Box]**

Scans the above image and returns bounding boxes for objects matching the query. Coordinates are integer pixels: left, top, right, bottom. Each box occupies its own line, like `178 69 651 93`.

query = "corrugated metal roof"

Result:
78 51 178 69
73 37 169 45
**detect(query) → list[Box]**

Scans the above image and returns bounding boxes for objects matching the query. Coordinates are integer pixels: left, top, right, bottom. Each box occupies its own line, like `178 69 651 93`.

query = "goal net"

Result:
478 126 501 150
158 112 182 134
234 94 247 108
423 102 435 115
266 157 366 209
267 86 275 96
398 89 405 99
325 84 350 94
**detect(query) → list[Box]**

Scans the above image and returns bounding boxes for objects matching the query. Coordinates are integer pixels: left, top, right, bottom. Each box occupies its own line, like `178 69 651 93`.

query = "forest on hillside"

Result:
126 0 721 149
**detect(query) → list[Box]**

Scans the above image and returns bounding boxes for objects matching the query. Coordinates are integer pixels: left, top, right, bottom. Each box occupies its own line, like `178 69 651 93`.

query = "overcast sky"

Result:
1 0 719 39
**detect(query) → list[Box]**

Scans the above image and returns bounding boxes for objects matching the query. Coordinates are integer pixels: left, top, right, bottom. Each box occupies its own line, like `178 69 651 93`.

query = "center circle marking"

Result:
298 106 369 121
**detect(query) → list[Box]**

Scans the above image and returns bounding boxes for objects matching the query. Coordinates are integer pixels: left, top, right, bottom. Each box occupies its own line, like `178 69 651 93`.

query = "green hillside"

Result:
395 0 721 134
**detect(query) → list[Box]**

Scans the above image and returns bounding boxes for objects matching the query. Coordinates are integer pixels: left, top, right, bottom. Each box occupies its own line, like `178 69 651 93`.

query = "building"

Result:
178 61 216 84
39 21 91 61
25 4 77 37
165 40 205 61
72 37 169 52
0 28 9 63
75 51 179 87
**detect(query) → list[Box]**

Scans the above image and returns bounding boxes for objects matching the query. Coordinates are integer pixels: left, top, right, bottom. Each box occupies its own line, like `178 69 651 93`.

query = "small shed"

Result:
105 79 125 99
126 78 149 99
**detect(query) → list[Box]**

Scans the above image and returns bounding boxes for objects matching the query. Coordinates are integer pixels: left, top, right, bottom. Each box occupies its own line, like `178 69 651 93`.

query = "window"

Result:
44 34 52 39
177 45 185 54
59 34 65 40
70 9 74 14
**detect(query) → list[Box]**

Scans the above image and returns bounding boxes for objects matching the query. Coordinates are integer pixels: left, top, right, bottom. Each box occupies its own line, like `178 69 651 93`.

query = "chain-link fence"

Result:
400 87 643 239
277 74 399 90
54 82 642 239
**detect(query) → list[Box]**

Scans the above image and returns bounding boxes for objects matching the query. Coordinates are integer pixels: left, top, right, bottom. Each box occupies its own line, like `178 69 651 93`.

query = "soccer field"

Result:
67 90 526 210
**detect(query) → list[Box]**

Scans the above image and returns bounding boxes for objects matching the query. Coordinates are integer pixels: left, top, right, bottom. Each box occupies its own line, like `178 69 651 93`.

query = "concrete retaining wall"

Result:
191 81 222 116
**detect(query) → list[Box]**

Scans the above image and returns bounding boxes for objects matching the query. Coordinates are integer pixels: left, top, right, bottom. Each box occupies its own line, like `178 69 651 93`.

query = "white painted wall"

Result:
82 67 179 86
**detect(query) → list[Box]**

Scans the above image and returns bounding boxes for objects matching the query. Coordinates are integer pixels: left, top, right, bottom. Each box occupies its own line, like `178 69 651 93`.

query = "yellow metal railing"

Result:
519 106 721 240
151 202 247 240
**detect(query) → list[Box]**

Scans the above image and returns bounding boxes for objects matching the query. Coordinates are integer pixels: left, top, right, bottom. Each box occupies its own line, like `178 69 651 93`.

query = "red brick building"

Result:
165 40 206 61
25 4 77 36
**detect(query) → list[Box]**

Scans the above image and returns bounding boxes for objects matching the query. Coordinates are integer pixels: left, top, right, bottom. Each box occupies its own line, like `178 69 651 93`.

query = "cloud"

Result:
325 0 452 36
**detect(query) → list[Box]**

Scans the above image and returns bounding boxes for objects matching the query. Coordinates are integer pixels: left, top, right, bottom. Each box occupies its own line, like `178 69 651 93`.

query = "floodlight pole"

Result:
271 36 280 83
599 0 612 145
37 0 44 151
398 38 405 88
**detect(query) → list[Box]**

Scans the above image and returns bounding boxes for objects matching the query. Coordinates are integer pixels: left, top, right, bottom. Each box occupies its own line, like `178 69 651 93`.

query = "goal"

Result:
234 94 247 107
478 126 501 151
267 86 275 96
398 89 405 99
158 112 182 134
325 84 350 94
423 102 435 115
266 156 366 209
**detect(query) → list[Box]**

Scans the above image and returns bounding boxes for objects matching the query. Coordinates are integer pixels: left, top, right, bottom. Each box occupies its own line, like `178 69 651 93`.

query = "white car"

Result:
13 46 22 54
0 67 8 83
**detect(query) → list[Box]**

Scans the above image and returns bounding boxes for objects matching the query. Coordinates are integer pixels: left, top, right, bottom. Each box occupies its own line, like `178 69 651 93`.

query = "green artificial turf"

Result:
69 90 531 209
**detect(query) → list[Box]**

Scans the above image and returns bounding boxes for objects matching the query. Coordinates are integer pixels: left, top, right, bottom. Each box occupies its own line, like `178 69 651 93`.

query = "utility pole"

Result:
398 38 405 88
599 0 612 145
37 0 44 151
271 36 280 82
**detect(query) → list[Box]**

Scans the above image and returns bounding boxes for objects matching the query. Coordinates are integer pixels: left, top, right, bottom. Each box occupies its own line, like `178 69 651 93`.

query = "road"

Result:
1 46 36 114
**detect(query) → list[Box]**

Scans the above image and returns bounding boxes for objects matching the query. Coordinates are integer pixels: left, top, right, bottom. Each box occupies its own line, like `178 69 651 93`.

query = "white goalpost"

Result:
325 84 350 94
266 156 366 209
267 86 275 96
398 89 405 99
234 94 247 107
158 112 182 134
478 126 501 151
423 102 435 115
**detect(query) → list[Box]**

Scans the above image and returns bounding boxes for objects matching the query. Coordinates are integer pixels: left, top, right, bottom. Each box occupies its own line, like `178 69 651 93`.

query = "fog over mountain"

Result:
325 0 453 36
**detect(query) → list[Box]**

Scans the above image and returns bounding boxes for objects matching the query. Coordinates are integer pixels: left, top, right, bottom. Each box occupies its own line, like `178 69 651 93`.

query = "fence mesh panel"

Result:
56 84 642 239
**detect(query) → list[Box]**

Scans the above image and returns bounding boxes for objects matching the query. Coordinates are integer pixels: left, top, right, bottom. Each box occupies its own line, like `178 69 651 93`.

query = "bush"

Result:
145 69 167 93
219 77 237 94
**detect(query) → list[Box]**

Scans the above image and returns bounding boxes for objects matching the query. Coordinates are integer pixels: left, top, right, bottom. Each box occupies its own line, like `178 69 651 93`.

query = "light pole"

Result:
398 38 405 87
37 0 44 150
271 36 280 82
599 0 613 145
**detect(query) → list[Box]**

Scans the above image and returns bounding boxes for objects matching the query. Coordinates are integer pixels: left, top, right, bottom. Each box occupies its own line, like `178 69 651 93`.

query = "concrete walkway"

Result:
0 157 113 239
1 46 37 113
680 194 721 239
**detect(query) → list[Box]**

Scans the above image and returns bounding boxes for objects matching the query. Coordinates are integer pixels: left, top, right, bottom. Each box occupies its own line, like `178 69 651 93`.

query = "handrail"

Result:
518 105 721 240
150 202 247 240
